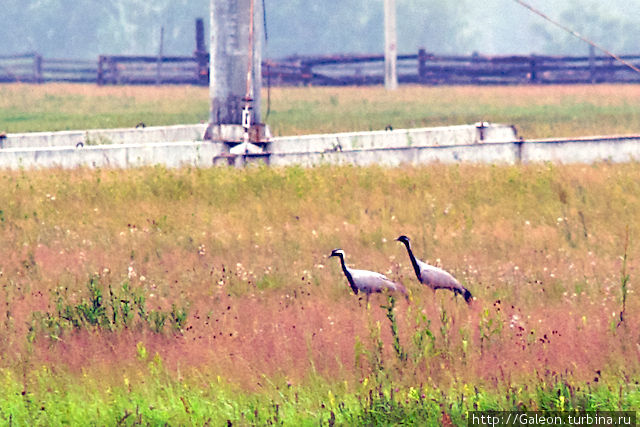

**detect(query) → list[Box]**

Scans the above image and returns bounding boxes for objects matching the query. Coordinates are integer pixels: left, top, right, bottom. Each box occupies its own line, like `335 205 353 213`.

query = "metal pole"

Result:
384 0 398 90
156 26 164 85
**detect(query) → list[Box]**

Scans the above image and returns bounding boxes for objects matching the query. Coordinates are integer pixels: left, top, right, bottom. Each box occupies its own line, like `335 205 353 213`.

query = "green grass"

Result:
0 163 639 424
3 83 640 138
0 84 209 132
3 366 638 425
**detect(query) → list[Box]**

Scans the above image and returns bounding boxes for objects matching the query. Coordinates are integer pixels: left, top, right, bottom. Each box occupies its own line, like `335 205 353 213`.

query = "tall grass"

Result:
0 163 639 423
3 83 640 138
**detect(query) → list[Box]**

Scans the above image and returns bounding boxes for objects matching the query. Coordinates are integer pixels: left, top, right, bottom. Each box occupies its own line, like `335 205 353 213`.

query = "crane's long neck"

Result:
338 254 359 295
402 242 422 280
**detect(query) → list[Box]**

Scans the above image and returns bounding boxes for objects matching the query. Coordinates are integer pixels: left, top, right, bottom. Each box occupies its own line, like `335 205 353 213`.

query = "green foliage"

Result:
617 226 631 328
29 275 189 340
411 313 436 362
479 305 504 355
381 296 407 362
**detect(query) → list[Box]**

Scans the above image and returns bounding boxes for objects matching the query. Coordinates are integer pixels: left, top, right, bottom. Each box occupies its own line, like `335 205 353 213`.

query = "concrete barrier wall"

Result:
2 124 208 148
2 124 640 170
269 142 518 167
520 136 640 164
269 124 517 154
0 141 224 169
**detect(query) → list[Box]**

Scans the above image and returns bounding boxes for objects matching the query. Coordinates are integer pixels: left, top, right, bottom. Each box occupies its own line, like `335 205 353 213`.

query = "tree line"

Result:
1 0 639 59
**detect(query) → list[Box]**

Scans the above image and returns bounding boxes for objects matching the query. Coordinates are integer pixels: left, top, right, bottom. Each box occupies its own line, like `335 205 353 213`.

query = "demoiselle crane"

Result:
396 235 473 304
329 249 407 302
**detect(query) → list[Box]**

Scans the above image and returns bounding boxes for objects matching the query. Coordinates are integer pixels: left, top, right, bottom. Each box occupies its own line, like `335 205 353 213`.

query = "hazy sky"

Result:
3 1 640 59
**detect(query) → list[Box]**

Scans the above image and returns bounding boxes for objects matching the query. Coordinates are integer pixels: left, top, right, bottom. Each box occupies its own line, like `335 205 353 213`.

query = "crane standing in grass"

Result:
329 249 407 303
396 235 473 304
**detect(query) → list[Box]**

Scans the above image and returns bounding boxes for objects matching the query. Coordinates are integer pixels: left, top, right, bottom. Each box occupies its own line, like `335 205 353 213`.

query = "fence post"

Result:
194 17 209 85
418 48 427 83
34 53 43 83
529 55 537 83
301 62 312 86
109 57 119 85
589 45 596 83
97 55 104 85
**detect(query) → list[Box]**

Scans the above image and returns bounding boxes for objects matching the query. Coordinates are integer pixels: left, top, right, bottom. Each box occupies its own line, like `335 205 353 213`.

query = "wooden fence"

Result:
97 55 201 85
3 49 640 86
277 49 640 85
0 53 97 83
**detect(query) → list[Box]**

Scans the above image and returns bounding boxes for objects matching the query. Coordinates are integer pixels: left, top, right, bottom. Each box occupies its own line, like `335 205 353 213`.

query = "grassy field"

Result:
0 162 638 424
3 83 640 138
1 83 640 424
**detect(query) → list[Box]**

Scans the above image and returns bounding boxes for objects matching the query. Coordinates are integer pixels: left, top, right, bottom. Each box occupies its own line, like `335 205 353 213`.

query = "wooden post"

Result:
529 55 537 83
97 55 104 85
194 18 209 85
110 57 119 85
34 53 43 84
418 48 427 83
589 45 596 83
384 0 398 90
301 62 312 86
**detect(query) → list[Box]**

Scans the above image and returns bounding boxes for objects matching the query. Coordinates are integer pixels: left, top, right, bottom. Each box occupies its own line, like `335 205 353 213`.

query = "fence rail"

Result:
2 49 640 86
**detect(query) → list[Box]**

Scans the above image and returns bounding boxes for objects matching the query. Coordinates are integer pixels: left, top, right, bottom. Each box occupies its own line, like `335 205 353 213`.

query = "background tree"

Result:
1 0 639 59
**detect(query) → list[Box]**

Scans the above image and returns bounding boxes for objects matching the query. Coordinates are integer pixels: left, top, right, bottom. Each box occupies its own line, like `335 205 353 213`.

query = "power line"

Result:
512 0 640 75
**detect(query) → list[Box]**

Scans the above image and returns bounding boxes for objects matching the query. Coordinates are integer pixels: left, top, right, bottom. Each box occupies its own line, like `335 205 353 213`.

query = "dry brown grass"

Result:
0 163 638 395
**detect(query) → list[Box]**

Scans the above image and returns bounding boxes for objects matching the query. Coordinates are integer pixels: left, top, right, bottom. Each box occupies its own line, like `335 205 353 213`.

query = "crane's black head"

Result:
396 235 411 245
329 248 345 259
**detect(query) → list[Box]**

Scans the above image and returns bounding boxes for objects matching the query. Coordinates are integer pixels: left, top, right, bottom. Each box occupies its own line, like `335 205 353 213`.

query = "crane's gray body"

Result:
414 259 461 291
396 236 472 303
348 268 403 295
329 249 407 297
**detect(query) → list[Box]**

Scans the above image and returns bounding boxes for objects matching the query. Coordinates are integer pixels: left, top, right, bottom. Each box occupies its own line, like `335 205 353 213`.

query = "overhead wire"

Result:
262 0 272 120
512 0 640 75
